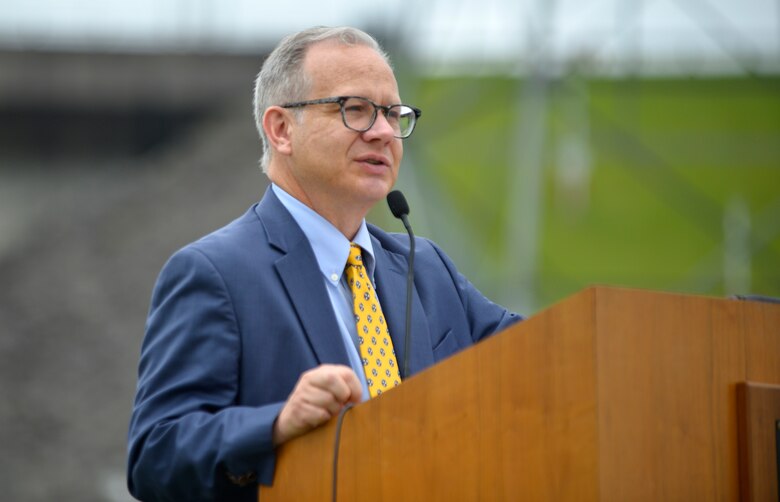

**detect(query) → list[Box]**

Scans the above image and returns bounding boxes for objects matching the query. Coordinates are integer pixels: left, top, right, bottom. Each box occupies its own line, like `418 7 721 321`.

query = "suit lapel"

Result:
256 189 351 367
371 236 433 377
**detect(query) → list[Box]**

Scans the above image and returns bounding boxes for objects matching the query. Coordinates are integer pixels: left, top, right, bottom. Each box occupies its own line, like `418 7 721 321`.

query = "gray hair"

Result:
253 26 391 172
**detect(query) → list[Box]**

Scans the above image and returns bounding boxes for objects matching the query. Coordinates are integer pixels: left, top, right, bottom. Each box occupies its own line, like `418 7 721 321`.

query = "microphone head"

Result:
386 190 410 219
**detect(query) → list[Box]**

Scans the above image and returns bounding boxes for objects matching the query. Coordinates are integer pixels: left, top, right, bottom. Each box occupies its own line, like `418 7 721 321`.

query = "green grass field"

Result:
374 75 780 313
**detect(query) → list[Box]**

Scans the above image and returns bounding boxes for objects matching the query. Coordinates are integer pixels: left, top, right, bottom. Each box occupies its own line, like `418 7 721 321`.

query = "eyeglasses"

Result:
281 96 422 139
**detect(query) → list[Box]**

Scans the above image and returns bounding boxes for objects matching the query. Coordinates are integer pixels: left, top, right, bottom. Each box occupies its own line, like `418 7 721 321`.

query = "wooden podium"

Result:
259 286 780 501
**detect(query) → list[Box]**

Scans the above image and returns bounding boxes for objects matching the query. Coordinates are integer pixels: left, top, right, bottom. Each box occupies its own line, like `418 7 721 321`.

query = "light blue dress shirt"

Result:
271 184 373 401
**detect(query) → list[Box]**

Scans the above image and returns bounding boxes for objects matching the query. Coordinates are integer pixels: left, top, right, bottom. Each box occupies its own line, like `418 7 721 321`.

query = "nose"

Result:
362 110 396 142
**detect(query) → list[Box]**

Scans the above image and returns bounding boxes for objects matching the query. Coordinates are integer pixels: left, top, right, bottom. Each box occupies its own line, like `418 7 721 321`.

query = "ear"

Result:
263 106 294 157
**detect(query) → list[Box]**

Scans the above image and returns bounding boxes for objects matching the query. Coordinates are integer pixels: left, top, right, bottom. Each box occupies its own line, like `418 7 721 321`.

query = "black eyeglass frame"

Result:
280 96 422 139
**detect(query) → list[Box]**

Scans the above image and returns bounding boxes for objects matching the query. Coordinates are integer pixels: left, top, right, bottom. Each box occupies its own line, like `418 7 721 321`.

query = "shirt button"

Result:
330 273 339 282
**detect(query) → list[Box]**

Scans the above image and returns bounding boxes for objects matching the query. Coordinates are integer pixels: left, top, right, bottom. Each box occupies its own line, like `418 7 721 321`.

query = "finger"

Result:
326 365 363 404
274 400 330 445
341 370 363 404
295 371 352 414
301 387 345 416
322 365 362 404
278 391 335 432
306 365 361 404
294 401 335 428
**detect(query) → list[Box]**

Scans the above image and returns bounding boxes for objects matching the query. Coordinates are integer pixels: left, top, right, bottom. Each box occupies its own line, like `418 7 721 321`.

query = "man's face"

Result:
286 41 403 213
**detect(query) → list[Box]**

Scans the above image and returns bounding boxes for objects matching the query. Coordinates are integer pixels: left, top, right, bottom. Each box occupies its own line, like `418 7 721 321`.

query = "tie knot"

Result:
347 243 363 268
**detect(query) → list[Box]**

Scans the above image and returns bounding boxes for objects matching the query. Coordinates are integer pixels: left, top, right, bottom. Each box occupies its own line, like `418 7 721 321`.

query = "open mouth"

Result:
358 155 390 167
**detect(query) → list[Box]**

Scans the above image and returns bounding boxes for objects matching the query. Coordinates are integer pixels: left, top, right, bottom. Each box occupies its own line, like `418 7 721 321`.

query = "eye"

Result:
386 107 402 122
345 104 366 113
343 98 371 115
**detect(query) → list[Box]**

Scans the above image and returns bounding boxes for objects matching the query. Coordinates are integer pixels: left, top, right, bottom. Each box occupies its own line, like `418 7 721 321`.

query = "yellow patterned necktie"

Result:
344 243 401 397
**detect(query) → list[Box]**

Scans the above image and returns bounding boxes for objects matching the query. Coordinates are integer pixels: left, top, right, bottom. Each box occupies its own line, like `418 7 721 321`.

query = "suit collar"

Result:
255 188 351 367
254 186 303 253
269 183 378 283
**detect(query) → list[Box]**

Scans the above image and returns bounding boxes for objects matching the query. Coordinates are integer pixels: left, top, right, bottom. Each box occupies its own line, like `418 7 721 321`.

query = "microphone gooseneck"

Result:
386 190 415 379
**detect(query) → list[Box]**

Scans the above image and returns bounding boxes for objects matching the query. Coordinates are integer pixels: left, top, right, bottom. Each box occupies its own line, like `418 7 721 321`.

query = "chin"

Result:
345 186 388 211
368 180 394 199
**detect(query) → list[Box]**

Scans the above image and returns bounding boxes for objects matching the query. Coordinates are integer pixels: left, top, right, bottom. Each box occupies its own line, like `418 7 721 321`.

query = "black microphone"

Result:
386 190 414 379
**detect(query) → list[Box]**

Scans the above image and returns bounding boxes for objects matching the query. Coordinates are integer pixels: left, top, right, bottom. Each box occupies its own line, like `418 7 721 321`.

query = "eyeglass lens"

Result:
341 97 416 138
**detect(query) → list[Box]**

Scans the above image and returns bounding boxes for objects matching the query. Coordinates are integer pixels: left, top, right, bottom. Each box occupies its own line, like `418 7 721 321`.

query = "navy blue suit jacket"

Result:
128 187 521 501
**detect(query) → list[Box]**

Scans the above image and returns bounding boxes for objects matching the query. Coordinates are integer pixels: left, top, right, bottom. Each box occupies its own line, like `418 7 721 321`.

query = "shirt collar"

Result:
272 183 376 283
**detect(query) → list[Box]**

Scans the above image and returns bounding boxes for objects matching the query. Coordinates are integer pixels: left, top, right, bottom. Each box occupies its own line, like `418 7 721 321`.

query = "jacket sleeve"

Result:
127 246 282 502
428 238 524 341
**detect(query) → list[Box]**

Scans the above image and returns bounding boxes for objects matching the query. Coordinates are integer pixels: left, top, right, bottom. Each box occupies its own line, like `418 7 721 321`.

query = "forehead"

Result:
302 41 399 100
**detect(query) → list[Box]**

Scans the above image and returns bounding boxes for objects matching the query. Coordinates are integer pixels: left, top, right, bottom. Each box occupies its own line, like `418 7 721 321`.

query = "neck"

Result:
270 177 369 240
314 202 366 240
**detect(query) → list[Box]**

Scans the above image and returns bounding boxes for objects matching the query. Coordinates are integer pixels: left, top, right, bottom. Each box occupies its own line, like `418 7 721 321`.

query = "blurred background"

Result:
0 0 778 500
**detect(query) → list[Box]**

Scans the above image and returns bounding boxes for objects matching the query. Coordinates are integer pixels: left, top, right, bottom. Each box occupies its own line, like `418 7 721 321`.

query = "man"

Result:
127 26 521 501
